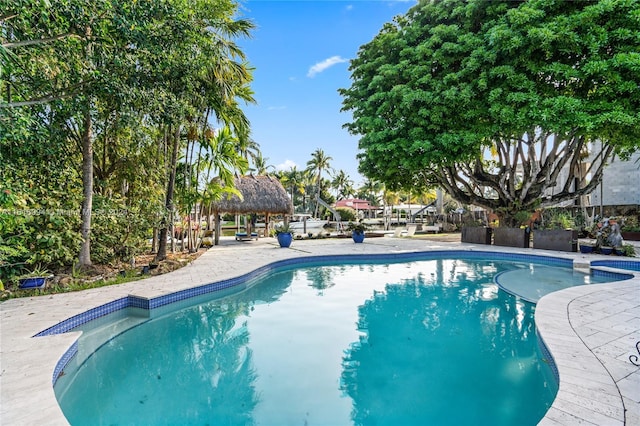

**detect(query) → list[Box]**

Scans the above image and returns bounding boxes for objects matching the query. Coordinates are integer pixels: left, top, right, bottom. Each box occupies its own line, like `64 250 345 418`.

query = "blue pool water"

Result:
495 264 614 303
57 258 564 425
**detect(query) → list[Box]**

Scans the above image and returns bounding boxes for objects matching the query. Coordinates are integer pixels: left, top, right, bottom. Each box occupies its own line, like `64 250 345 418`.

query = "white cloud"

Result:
307 56 348 78
276 159 297 171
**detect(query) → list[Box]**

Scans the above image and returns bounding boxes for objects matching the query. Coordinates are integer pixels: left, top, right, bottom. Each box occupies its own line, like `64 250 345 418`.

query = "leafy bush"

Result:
90 195 156 264
540 208 575 230
0 164 82 281
335 207 357 222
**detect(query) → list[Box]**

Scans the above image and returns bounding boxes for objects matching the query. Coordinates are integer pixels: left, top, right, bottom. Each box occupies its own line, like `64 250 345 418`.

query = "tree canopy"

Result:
1 0 255 277
340 0 640 225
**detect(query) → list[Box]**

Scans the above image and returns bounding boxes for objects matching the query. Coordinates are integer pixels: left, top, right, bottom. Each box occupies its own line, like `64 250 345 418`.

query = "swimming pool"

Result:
52 256 582 425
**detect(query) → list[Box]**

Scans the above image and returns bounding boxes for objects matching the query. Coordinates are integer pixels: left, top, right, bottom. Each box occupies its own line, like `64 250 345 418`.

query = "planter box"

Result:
461 227 492 245
18 276 48 289
600 246 613 255
579 243 595 254
621 231 640 241
533 229 578 252
493 227 530 248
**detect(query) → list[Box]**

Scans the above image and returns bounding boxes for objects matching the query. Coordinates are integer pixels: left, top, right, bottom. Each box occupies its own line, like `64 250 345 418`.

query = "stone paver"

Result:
1 235 639 425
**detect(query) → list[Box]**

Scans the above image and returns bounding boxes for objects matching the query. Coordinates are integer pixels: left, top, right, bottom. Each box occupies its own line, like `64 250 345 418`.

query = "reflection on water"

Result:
58 260 557 426
341 260 555 425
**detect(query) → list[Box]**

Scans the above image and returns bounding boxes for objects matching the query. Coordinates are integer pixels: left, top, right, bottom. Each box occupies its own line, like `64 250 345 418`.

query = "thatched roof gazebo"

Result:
210 175 293 244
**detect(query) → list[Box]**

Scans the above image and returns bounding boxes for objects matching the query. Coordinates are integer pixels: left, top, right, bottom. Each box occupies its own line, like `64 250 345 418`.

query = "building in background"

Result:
589 152 640 212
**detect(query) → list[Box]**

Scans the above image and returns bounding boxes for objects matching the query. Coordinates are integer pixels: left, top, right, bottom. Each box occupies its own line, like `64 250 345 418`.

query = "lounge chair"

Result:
235 232 259 241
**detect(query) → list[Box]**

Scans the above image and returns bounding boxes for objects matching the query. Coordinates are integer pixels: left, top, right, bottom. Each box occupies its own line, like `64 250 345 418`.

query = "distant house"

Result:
335 198 373 211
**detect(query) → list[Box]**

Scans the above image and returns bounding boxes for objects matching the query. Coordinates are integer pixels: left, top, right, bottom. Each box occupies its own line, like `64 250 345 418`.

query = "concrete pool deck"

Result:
1 235 639 425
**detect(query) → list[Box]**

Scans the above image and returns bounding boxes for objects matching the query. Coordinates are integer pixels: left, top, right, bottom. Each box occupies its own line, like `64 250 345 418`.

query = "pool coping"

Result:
1 236 639 425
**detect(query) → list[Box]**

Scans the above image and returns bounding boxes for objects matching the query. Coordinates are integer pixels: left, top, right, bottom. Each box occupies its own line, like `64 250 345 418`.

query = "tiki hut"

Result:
210 175 293 244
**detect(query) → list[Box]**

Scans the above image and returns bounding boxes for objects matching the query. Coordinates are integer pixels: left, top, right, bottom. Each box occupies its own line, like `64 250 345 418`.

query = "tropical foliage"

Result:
340 0 640 226
1 0 255 280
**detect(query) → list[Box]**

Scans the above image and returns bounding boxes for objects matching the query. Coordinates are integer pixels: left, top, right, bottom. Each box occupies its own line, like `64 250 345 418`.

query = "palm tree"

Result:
251 152 275 175
155 5 255 262
331 170 353 200
235 138 261 168
277 166 308 212
306 148 332 217
357 179 383 206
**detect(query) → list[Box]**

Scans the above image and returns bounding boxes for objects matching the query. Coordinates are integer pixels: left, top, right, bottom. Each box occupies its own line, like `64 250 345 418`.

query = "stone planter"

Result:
599 246 613 255
352 231 365 243
461 226 492 245
276 232 293 248
493 227 530 248
621 231 640 241
18 276 49 289
579 243 595 254
532 229 578 252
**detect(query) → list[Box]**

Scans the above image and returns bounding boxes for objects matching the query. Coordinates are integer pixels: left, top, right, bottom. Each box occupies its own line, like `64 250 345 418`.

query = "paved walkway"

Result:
1 235 639 425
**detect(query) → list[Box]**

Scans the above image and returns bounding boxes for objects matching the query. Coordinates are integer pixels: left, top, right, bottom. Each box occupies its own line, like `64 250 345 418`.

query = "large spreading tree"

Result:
340 0 640 226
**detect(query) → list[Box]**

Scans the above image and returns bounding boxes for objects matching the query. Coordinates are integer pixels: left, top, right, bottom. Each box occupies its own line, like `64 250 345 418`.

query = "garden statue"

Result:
607 222 624 247
593 217 625 248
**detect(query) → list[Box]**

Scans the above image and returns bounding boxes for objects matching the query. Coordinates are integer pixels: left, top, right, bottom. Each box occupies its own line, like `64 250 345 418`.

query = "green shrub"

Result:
336 207 357 222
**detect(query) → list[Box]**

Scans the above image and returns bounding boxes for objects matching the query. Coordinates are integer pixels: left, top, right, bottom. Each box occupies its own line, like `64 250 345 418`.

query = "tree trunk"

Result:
214 212 221 245
79 105 94 267
155 125 180 262
151 227 158 253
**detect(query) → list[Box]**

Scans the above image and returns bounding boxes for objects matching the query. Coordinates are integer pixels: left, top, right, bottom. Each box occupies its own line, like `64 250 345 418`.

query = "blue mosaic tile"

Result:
53 339 78 386
591 259 640 272
127 296 149 309
35 297 130 337
536 330 559 383
591 269 634 281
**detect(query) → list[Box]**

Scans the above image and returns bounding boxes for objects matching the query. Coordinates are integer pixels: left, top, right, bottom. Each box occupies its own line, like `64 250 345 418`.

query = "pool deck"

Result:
1 235 639 425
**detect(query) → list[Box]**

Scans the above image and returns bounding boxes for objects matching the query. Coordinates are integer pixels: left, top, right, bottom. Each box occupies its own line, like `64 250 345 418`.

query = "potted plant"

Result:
620 244 636 257
532 209 578 252
274 224 294 248
17 266 53 289
346 222 368 243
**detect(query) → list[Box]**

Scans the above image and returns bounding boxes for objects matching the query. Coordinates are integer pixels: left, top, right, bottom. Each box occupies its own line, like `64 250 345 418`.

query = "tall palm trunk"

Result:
314 170 321 217
155 124 180 262
79 103 94 266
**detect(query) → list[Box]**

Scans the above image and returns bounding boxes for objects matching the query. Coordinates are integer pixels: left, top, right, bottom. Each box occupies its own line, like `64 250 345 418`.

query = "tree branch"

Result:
2 33 82 49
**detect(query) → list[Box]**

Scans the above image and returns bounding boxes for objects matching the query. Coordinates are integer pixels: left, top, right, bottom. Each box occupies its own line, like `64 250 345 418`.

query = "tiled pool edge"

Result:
2 239 639 425
536 279 640 426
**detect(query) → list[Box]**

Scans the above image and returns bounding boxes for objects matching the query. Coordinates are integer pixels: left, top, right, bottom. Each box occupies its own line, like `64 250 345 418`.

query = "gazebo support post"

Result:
214 211 221 246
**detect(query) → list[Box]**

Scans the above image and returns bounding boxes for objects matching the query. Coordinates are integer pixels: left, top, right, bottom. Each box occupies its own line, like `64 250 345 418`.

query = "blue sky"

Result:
237 0 416 187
